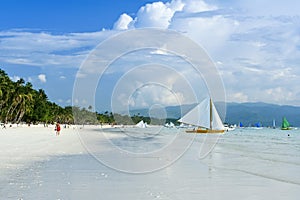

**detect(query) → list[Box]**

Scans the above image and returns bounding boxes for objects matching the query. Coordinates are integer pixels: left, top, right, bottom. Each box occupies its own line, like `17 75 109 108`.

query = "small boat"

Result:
272 119 276 129
178 97 225 134
135 120 147 128
254 122 263 129
224 124 236 131
164 122 175 128
238 122 244 128
281 117 292 130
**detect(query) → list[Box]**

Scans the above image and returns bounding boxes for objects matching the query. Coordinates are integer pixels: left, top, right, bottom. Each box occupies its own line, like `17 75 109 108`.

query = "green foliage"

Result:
0 68 75 124
0 68 174 125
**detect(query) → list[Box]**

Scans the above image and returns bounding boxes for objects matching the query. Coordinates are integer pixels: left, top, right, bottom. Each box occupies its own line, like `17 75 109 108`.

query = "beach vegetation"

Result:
0 68 177 125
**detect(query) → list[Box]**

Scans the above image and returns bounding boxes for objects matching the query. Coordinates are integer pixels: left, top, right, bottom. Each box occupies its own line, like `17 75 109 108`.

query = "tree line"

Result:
0 69 108 124
0 69 169 125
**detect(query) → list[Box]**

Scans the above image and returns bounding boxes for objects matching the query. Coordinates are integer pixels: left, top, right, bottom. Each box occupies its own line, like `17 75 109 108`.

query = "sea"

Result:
88 127 300 200
100 126 299 170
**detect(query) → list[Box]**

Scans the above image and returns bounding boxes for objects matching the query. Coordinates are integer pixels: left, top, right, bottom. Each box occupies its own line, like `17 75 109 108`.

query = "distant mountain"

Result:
128 103 196 120
128 102 300 127
225 102 300 127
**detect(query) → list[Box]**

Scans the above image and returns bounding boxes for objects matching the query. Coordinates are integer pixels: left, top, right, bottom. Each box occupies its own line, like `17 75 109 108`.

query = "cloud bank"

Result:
1 0 300 106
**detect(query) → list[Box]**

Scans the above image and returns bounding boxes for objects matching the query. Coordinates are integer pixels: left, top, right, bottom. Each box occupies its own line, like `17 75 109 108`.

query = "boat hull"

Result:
186 129 225 134
281 127 292 130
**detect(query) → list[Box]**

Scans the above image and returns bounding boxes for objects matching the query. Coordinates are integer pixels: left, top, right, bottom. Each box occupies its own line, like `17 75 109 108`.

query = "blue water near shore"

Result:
96 126 300 199
106 126 300 185
213 128 300 184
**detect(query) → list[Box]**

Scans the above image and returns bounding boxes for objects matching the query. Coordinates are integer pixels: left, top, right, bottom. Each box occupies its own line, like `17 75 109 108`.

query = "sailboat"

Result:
272 119 276 129
178 97 225 134
135 120 147 128
281 117 291 130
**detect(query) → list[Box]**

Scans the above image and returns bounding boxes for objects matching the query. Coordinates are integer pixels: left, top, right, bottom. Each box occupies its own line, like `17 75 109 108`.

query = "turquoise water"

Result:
105 127 300 184
210 128 300 185
98 127 300 199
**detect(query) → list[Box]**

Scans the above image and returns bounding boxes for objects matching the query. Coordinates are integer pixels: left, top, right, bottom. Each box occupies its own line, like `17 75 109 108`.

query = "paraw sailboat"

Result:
178 98 225 134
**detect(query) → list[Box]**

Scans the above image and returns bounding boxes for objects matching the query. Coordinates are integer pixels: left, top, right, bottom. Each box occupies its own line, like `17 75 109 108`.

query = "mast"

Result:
210 98 212 130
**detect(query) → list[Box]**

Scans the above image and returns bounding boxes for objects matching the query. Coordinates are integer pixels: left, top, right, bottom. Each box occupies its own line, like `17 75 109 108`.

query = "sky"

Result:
1 0 300 112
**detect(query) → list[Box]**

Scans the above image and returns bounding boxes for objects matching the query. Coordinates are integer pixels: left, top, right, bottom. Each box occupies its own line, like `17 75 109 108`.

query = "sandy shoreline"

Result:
1 126 300 199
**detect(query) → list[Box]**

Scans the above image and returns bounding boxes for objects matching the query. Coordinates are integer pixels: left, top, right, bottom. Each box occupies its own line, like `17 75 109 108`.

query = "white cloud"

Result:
134 0 184 28
170 15 239 52
231 92 249 103
113 13 133 30
0 30 113 68
182 0 217 13
109 63 200 113
10 75 21 82
1 0 300 106
38 74 46 83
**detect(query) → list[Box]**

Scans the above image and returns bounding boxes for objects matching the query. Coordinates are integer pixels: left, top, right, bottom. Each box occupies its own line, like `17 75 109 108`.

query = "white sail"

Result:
211 102 225 130
169 122 175 127
178 98 224 130
178 98 210 129
136 120 146 128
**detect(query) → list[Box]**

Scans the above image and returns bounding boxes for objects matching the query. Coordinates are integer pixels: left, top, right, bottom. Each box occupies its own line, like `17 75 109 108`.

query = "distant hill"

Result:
128 102 300 127
225 102 300 127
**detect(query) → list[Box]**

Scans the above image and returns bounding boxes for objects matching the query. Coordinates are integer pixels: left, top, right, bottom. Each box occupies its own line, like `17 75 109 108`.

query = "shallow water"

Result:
211 128 300 185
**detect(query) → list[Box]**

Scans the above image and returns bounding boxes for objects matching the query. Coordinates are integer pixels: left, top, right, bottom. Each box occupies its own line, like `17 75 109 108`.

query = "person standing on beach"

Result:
55 122 61 136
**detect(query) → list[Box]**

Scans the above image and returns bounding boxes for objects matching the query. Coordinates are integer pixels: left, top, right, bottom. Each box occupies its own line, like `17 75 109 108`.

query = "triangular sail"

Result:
178 97 224 130
136 120 146 128
178 98 210 129
211 102 225 130
281 117 290 129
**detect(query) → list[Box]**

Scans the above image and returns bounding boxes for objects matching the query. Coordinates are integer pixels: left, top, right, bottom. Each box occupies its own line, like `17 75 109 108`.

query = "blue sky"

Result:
1 0 169 32
1 0 300 111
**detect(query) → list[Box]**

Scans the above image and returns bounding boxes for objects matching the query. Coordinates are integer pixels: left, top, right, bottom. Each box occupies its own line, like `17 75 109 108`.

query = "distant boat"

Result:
238 122 244 128
272 119 276 129
254 122 263 129
164 122 175 128
224 124 236 131
178 97 225 134
281 117 292 130
135 120 147 128
177 123 188 128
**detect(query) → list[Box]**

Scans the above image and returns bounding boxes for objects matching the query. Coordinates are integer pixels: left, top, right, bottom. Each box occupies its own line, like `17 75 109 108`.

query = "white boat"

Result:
135 120 147 128
224 124 236 131
177 123 189 128
178 97 225 134
164 122 175 128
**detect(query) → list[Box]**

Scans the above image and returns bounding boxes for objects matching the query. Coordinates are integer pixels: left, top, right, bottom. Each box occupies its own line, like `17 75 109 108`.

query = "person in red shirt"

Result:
55 122 61 136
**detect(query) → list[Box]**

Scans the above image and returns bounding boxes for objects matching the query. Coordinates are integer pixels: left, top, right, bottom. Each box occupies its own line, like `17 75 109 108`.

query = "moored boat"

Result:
281 117 292 130
178 97 225 134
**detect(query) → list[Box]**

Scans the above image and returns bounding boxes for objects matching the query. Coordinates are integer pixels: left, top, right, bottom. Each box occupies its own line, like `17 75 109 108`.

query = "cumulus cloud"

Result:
134 1 181 28
113 13 133 30
100 0 300 106
1 0 300 106
38 74 47 83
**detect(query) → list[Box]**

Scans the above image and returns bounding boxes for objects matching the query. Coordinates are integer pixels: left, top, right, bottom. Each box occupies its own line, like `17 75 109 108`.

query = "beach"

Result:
0 126 300 199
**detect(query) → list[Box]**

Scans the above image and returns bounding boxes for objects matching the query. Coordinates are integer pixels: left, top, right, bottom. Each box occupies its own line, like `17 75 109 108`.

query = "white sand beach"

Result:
0 126 300 199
